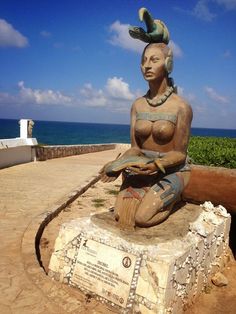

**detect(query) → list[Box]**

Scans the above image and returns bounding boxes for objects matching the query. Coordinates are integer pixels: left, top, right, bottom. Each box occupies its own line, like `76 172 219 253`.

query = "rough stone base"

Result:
48 203 231 314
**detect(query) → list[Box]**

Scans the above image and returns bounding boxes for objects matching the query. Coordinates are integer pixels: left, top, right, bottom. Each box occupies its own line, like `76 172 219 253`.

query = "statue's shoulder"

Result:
131 96 146 110
171 93 192 114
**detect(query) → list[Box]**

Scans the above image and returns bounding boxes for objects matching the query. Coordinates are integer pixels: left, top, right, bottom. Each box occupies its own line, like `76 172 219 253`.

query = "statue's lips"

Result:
144 71 154 76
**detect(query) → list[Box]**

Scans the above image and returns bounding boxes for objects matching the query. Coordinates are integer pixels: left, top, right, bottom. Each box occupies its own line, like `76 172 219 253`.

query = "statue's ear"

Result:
164 50 173 74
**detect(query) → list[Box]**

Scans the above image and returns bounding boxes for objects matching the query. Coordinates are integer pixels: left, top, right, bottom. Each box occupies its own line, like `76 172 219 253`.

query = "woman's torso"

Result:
134 96 179 152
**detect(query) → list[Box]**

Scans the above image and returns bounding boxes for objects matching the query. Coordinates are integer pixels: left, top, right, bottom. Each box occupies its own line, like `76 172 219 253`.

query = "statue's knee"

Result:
135 215 156 227
135 200 164 227
135 210 153 227
135 214 149 227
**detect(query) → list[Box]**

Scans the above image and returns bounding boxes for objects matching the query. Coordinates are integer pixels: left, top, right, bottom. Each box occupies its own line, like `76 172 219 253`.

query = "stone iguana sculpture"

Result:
129 7 170 44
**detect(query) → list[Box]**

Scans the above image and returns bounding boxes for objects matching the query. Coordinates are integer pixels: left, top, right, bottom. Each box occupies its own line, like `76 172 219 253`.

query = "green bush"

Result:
188 137 236 169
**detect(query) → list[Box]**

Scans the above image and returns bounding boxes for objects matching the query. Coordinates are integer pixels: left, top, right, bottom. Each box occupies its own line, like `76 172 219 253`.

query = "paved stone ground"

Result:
0 148 124 314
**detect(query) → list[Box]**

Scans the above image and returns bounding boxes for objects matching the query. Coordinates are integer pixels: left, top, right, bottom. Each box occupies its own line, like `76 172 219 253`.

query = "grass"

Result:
92 198 107 208
105 189 119 196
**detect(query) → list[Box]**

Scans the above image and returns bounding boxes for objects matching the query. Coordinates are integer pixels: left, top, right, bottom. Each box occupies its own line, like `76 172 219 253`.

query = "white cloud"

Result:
80 83 107 107
0 91 17 105
191 0 236 22
194 105 207 113
40 30 51 38
109 21 145 53
0 78 138 113
177 86 196 102
79 77 137 110
0 82 73 107
17 81 73 106
193 0 216 21
223 50 232 58
0 19 28 48
53 42 64 49
108 21 183 58
106 77 135 100
176 85 235 128
177 86 184 96
215 0 236 10
204 86 229 104
169 40 183 58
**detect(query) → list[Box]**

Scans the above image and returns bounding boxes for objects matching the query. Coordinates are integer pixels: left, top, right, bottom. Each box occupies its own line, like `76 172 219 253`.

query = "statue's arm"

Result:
130 102 139 148
119 101 142 157
100 102 140 181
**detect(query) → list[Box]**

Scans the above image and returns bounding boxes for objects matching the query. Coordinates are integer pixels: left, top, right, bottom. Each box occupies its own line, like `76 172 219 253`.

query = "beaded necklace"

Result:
145 86 174 107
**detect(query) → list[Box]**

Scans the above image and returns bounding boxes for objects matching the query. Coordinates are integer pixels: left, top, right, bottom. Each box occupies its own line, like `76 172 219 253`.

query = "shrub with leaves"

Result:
188 137 236 169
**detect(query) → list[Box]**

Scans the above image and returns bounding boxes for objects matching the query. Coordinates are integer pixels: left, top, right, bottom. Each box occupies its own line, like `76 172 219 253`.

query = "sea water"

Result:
0 119 235 145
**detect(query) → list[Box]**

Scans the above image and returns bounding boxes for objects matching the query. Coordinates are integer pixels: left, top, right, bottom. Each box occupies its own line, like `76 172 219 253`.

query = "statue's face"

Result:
141 46 166 82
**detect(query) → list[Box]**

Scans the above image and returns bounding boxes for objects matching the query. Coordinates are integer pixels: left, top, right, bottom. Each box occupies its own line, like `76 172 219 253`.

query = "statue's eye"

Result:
152 57 159 63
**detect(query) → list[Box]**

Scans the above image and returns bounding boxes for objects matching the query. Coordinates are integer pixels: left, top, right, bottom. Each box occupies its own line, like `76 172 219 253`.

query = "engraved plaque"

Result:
70 237 137 308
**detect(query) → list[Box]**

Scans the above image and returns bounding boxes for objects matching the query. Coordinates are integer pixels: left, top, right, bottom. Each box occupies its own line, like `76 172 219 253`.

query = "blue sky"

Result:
0 0 235 128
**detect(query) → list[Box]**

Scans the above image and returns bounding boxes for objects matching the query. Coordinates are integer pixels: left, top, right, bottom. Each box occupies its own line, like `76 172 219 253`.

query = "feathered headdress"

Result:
129 8 170 44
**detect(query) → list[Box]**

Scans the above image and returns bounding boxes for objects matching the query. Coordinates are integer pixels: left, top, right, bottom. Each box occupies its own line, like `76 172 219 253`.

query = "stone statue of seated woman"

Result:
100 8 192 230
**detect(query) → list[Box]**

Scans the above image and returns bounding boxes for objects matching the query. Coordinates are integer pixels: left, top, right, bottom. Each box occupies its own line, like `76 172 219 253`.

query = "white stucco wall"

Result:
0 138 37 169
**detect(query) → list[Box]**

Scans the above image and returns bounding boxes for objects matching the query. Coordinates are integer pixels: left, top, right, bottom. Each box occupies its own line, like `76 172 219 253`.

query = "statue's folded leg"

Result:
114 186 148 230
114 171 189 229
135 173 185 227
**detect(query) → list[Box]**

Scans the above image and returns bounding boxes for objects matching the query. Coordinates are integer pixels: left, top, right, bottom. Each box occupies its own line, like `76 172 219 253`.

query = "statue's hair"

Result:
142 43 172 58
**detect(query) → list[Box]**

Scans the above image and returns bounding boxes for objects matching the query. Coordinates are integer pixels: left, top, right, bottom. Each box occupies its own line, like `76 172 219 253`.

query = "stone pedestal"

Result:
19 119 33 138
18 119 37 146
48 203 231 314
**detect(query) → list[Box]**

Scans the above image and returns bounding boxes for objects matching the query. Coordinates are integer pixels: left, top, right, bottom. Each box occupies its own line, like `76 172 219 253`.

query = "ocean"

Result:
0 118 235 145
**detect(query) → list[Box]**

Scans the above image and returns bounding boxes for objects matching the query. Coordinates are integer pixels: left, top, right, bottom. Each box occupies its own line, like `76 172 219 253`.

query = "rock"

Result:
201 201 215 212
211 272 228 287
215 205 230 218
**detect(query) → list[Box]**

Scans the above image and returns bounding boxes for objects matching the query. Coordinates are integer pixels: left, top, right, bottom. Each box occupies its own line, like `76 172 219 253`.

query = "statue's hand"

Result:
128 159 166 175
99 164 119 182
128 162 158 175
99 155 121 183
100 172 118 183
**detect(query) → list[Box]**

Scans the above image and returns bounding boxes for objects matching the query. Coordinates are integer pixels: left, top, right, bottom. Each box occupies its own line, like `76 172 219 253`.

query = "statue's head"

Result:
141 43 173 82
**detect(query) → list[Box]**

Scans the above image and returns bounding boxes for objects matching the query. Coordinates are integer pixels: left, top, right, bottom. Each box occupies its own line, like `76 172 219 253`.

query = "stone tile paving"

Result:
0 149 124 314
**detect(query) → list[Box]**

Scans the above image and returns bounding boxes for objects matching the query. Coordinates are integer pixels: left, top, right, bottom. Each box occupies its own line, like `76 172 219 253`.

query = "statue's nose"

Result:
144 62 151 69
